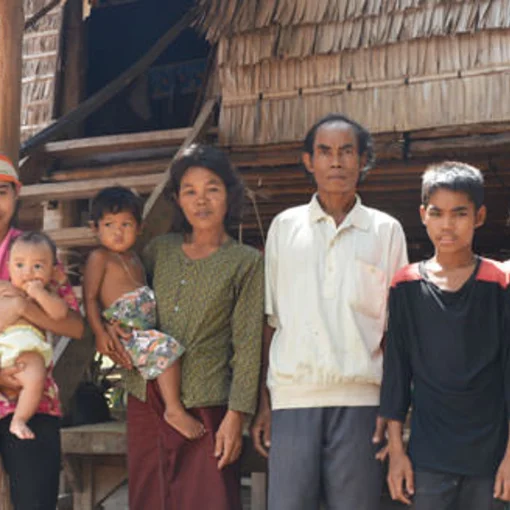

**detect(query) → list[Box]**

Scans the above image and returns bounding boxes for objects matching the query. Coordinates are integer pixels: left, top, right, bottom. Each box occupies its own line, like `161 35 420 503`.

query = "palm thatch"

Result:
21 0 64 142
196 0 510 145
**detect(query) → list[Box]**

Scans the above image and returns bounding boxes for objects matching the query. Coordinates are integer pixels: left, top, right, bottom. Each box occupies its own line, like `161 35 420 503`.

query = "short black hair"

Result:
421 161 484 210
165 144 244 235
303 113 375 181
90 186 143 226
11 231 58 265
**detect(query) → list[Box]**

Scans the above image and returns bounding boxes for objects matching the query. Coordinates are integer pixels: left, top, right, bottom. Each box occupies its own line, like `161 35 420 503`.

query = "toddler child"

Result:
3 231 68 439
83 186 204 439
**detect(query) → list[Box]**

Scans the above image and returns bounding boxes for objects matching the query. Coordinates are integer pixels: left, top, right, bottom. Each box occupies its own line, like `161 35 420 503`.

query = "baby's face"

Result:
9 241 54 290
95 211 140 253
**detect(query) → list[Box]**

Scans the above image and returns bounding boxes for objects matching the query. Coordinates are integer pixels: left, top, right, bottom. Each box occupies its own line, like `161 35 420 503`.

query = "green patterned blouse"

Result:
125 233 264 415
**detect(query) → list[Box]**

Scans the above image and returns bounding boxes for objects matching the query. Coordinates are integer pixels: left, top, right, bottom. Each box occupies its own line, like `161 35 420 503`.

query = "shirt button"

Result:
174 306 179 312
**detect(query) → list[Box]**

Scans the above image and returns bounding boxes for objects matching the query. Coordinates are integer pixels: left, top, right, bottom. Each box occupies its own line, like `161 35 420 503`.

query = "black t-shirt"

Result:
380 257 510 476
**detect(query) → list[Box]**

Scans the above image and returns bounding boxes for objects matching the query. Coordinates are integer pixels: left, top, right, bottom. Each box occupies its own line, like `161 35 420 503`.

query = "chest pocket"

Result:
349 259 388 319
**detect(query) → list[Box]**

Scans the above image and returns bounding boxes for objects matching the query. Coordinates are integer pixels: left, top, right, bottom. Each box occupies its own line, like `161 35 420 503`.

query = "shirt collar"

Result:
308 194 370 231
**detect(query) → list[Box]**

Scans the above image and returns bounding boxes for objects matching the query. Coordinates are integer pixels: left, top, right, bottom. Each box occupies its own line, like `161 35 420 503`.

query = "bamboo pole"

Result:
0 3 22 507
0 1 23 167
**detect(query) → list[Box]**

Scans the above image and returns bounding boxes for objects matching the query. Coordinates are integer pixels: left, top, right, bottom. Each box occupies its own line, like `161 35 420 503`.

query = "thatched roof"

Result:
197 0 510 145
21 0 64 142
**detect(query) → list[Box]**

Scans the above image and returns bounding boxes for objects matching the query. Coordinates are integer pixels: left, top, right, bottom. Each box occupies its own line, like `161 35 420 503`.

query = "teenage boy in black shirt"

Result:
380 161 510 509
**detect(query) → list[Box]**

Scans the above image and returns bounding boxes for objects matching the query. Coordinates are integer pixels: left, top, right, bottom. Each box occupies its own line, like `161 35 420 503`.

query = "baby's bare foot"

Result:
10 418 35 440
164 407 205 440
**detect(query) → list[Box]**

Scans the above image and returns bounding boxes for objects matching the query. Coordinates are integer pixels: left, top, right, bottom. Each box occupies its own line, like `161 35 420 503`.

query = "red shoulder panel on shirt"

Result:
476 258 509 288
391 263 421 288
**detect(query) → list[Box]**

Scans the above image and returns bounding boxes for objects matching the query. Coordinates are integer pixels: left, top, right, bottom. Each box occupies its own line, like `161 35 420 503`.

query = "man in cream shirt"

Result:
252 114 408 509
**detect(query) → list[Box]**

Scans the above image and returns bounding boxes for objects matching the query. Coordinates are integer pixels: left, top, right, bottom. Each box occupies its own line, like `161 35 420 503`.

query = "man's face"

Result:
303 121 365 197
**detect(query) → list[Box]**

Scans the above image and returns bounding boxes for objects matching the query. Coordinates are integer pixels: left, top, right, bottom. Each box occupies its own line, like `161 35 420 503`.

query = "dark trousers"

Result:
0 413 60 510
413 470 506 510
127 381 242 510
268 406 383 510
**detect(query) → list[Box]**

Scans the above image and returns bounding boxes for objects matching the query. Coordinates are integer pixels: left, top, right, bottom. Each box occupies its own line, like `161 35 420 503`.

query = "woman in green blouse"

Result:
125 144 263 510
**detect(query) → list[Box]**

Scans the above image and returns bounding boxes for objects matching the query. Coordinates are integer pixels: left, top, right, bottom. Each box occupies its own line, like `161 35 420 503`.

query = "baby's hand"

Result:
23 280 45 300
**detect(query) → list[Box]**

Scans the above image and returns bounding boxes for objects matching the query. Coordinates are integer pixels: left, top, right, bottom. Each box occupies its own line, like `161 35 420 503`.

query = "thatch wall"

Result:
197 0 510 145
21 0 64 142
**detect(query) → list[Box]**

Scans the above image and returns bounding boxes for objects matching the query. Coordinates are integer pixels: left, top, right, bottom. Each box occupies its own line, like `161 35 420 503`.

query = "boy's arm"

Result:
386 420 414 504
24 281 68 320
494 288 510 501
83 249 113 353
379 283 414 503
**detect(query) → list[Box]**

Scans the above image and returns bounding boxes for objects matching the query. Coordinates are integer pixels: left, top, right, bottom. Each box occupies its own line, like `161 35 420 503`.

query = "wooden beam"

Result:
409 132 510 158
46 226 96 248
20 173 164 203
141 97 218 242
41 127 216 159
20 7 197 158
0 1 23 167
24 0 62 31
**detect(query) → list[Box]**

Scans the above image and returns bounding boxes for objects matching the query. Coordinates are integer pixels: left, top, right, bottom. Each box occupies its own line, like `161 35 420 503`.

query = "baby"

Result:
3 232 68 439
83 186 204 439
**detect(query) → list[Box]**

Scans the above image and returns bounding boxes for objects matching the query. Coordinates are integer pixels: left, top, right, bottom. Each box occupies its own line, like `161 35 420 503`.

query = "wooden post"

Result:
0 3 23 508
0 1 23 165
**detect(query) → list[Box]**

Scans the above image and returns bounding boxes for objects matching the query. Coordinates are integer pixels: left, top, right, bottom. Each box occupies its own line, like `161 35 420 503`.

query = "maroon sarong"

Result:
127 381 242 510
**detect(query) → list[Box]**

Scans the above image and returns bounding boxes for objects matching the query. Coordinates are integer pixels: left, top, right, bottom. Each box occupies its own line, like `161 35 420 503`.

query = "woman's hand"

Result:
0 294 25 331
0 365 23 394
0 281 24 299
215 410 244 470
104 322 133 369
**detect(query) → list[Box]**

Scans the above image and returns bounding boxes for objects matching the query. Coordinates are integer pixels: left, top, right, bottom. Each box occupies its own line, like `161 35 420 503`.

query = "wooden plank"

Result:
410 121 510 140
24 0 62 30
20 8 196 158
409 132 510 157
140 97 218 243
21 172 164 203
41 127 216 159
250 473 267 510
46 226 96 248
61 422 127 455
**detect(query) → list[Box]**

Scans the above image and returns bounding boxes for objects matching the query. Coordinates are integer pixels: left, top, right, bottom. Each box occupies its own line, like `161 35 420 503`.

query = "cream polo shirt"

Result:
265 194 408 410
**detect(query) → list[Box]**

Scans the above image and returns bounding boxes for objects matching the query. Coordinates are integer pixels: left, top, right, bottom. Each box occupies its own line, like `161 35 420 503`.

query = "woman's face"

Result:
0 183 17 232
177 166 228 233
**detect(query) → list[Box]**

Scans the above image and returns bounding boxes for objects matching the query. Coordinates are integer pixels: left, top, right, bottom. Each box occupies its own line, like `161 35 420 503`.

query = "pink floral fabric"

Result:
0 228 79 419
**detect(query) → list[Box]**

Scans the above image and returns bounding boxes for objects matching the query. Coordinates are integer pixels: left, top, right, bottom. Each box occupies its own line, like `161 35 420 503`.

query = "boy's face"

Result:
420 188 486 255
302 121 366 197
93 211 140 253
9 241 54 290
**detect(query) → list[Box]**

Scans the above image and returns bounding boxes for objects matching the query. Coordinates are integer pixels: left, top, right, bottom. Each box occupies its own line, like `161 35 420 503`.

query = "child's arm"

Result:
379 281 414 503
24 281 68 320
386 420 414 505
83 249 115 354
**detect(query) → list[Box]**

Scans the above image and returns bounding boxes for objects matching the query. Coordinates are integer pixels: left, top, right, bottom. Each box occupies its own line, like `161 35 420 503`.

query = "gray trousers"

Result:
413 471 506 510
268 406 383 510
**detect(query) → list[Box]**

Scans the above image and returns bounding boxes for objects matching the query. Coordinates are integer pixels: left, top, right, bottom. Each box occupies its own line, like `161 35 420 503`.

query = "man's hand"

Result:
373 416 388 461
215 410 244 470
494 454 510 501
103 322 133 369
251 399 271 458
387 449 414 505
